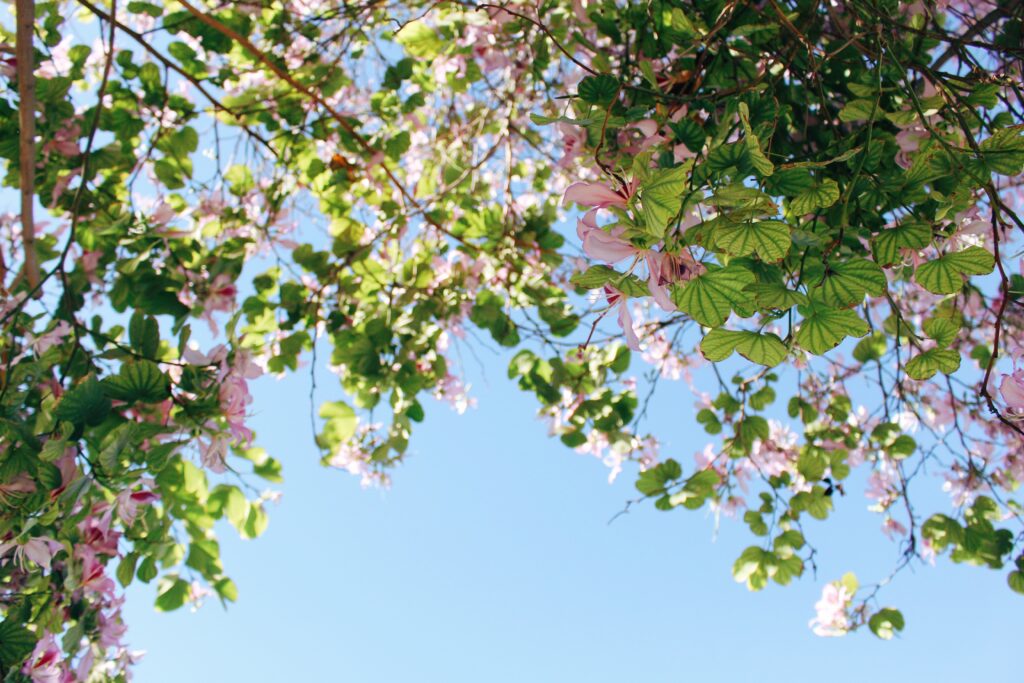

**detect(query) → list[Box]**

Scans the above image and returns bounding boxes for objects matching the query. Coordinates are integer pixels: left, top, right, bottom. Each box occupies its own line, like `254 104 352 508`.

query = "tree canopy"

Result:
1 0 1023 678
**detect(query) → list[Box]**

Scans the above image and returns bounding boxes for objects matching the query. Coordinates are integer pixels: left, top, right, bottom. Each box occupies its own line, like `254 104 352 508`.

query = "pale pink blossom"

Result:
881 516 908 540
27 321 72 355
0 473 37 502
894 124 928 169
77 504 120 556
563 180 636 209
434 374 476 414
198 433 230 473
576 209 637 262
0 536 63 570
604 286 641 350
556 122 588 168
809 582 853 637
999 369 1024 414
76 546 116 597
115 484 160 526
219 376 254 444
203 274 238 316
36 36 73 78
22 632 65 683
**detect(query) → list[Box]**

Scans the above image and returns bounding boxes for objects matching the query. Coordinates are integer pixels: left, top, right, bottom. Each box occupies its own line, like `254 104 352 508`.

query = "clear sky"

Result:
123 336 1022 683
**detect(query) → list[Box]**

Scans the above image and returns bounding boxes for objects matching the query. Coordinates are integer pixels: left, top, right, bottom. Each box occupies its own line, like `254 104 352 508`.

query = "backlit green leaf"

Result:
671 264 756 328
914 246 995 294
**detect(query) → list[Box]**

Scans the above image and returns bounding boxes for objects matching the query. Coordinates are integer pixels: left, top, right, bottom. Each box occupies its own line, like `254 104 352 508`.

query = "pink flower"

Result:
182 344 229 377
199 433 229 473
150 200 176 227
576 210 637 262
49 452 80 501
894 124 928 169
617 118 664 155
0 473 37 502
604 286 641 350
27 321 72 355
41 119 81 158
115 485 160 527
36 35 73 78
556 122 588 168
76 546 115 597
204 274 238 314
219 376 254 445
563 180 635 209
809 582 853 637
23 632 65 683
881 516 908 540
77 504 120 556
645 250 703 312
0 536 63 570
97 602 128 648
999 369 1024 414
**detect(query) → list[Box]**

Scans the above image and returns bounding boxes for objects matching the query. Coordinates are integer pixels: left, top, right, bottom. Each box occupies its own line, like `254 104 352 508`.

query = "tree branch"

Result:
16 0 38 290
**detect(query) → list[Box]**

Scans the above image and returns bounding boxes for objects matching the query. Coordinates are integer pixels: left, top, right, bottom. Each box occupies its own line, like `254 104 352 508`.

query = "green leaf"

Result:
738 102 773 177
155 577 190 612
1008 570 1024 595
923 316 960 347
103 360 170 404
225 164 254 195
640 164 689 237
242 503 269 539
129 312 161 358
887 435 917 459
635 458 683 496
395 20 442 58
319 401 358 446
712 220 791 262
733 545 771 590
215 577 239 602
789 179 840 215
570 265 620 290
745 282 808 310
711 184 776 213
868 608 905 640
812 258 887 306
767 167 815 196
0 619 37 667
671 264 756 328
137 556 158 583
705 141 748 173
839 571 859 595
117 553 139 588
853 333 887 362
914 246 995 294
153 158 186 189
55 376 112 426
99 423 139 473
905 349 961 380
796 303 869 355
872 222 932 266
700 329 787 366
577 74 620 104
979 126 1024 175
838 98 880 122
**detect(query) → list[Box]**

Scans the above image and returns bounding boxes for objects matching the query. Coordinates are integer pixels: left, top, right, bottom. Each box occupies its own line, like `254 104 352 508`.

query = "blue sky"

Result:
123 338 1023 682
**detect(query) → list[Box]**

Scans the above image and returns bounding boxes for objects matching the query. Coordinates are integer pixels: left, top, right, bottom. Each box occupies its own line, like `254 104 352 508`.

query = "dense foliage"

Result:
1 0 1023 677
